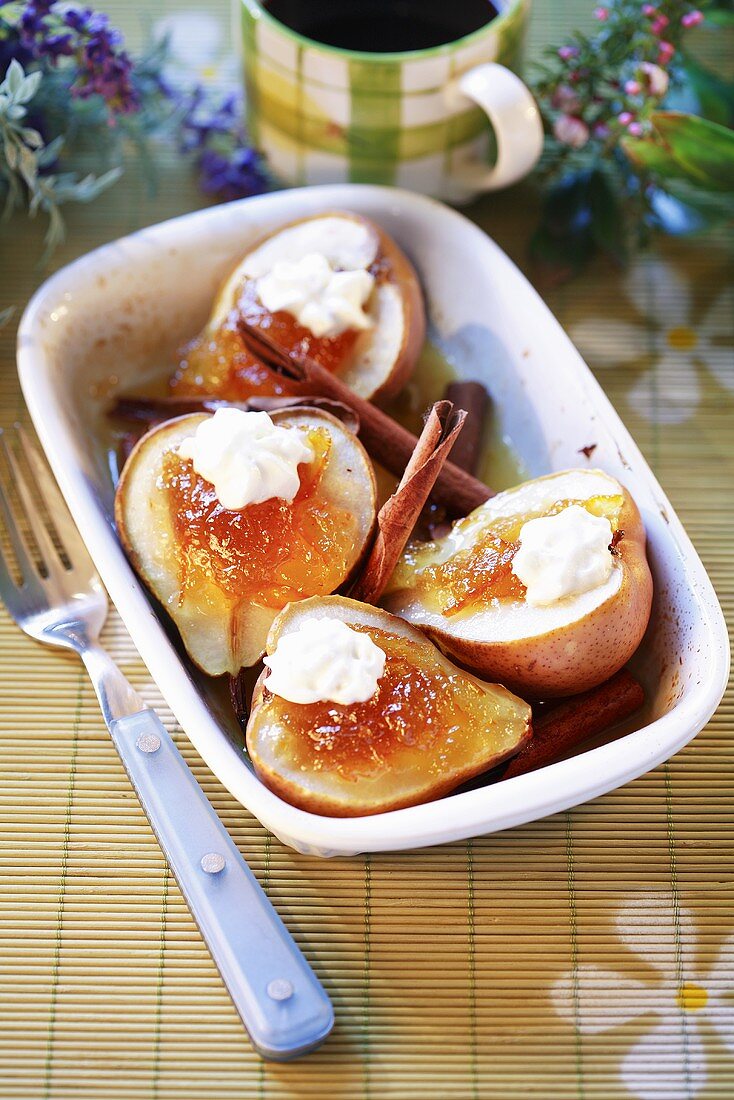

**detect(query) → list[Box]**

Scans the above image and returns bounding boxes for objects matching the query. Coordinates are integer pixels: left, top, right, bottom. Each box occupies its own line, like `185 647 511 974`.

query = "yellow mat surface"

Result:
0 2 732 1097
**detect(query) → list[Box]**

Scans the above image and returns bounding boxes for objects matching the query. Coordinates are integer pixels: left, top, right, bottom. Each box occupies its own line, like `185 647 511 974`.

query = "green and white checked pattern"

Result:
240 0 528 198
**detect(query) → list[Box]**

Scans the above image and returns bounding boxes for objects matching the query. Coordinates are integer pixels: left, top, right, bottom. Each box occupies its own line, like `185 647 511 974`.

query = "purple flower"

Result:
179 88 240 152
681 10 704 28
70 17 139 113
558 45 580 61
41 32 75 59
553 115 589 149
627 121 644 137
19 3 52 48
199 146 269 202
63 8 116 37
618 110 634 126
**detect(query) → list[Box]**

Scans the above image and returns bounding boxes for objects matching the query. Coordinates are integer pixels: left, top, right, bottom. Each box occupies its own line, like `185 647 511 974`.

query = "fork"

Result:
0 425 333 1061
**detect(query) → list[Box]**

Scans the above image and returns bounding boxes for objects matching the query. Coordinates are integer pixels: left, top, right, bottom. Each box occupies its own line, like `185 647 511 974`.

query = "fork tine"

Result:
2 434 65 581
16 425 94 571
0 442 45 594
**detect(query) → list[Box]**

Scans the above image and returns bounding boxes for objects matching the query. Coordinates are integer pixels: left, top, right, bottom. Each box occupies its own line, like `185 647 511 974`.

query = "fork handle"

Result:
109 708 333 1060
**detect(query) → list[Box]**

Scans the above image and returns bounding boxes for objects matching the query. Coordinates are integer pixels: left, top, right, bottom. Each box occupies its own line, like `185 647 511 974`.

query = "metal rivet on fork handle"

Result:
136 733 161 754
201 852 226 874
267 979 294 1002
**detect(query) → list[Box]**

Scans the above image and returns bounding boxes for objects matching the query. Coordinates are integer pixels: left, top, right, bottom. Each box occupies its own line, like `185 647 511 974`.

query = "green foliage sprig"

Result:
0 59 122 254
529 0 734 281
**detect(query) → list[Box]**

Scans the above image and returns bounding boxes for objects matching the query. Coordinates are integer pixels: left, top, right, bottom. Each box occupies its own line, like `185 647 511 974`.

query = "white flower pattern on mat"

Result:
552 895 734 1099
570 260 733 425
153 11 237 90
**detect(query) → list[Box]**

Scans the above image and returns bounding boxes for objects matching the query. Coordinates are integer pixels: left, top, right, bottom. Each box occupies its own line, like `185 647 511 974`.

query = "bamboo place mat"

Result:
1 2 733 1098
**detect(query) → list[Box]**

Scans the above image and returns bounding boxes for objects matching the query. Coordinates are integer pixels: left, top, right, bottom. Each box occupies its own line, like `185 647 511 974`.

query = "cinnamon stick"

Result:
111 393 361 436
501 669 644 780
444 381 490 476
229 670 249 729
236 318 493 516
350 401 466 605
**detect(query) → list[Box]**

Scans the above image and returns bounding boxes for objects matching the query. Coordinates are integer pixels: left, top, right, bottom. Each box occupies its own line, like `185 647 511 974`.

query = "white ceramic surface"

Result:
17 185 729 857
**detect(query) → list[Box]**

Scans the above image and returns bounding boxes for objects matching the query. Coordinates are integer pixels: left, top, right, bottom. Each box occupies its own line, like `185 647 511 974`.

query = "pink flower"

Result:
682 9 704 27
642 3 657 14
558 45 580 61
593 6 609 20
657 40 675 64
651 13 670 34
618 111 634 126
627 121 644 137
553 114 589 149
624 79 641 95
640 61 669 96
552 83 581 112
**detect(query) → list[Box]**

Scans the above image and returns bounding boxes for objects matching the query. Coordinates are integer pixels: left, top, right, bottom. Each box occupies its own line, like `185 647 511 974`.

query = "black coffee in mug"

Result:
262 0 501 53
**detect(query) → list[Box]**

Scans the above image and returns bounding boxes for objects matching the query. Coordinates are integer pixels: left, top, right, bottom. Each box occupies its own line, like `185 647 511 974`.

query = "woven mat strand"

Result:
1 1 733 1097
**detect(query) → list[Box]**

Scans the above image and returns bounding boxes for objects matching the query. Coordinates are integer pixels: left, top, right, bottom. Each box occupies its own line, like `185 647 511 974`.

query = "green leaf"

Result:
4 59 23 98
17 69 42 105
702 9 734 27
21 127 43 149
622 112 734 192
678 53 734 128
653 111 734 190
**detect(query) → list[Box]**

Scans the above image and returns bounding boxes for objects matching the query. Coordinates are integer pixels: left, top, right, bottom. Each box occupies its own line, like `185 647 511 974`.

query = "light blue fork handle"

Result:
109 708 334 1060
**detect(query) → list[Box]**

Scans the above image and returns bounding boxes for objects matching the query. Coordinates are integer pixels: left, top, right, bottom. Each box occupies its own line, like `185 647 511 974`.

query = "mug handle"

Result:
446 62 545 192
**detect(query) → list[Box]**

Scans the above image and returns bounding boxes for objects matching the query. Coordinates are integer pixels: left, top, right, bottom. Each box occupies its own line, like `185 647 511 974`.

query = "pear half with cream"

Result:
246 596 531 817
172 211 425 403
383 469 653 698
115 407 377 676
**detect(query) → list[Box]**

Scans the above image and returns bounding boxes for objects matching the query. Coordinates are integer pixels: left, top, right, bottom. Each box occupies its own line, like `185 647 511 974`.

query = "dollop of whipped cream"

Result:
511 504 614 607
264 618 386 705
256 252 375 339
177 408 313 511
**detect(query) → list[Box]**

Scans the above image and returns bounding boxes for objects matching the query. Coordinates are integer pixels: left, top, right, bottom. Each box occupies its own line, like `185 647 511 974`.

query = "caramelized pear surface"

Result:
170 211 425 403
384 469 653 698
115 411 377 676
246 597 531 817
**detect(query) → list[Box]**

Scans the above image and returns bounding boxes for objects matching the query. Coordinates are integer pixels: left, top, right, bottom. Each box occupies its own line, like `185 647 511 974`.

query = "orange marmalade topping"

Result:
169 256 379 401
409 494 623 617
421 532 525 616
160 427 358 610
169 315 299 401
262 626 518 782
236 279 362 374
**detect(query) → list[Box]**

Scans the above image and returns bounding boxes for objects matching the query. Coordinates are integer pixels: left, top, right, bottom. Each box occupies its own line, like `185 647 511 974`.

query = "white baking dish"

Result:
17 185 729 857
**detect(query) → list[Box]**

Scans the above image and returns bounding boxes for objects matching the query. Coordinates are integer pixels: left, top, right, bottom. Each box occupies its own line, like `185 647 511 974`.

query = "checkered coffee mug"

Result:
239 0 543 202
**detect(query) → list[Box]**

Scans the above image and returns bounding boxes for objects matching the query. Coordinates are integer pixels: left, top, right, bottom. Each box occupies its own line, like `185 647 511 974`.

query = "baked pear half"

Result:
171 210 425 403
115 409 377 676
246 596 531 817
383 468 653 698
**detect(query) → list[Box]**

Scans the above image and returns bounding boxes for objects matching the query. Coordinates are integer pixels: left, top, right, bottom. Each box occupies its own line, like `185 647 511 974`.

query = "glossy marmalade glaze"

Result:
160 427 358 610
169 257 386 400
260 625 524 783
405 494 623 617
